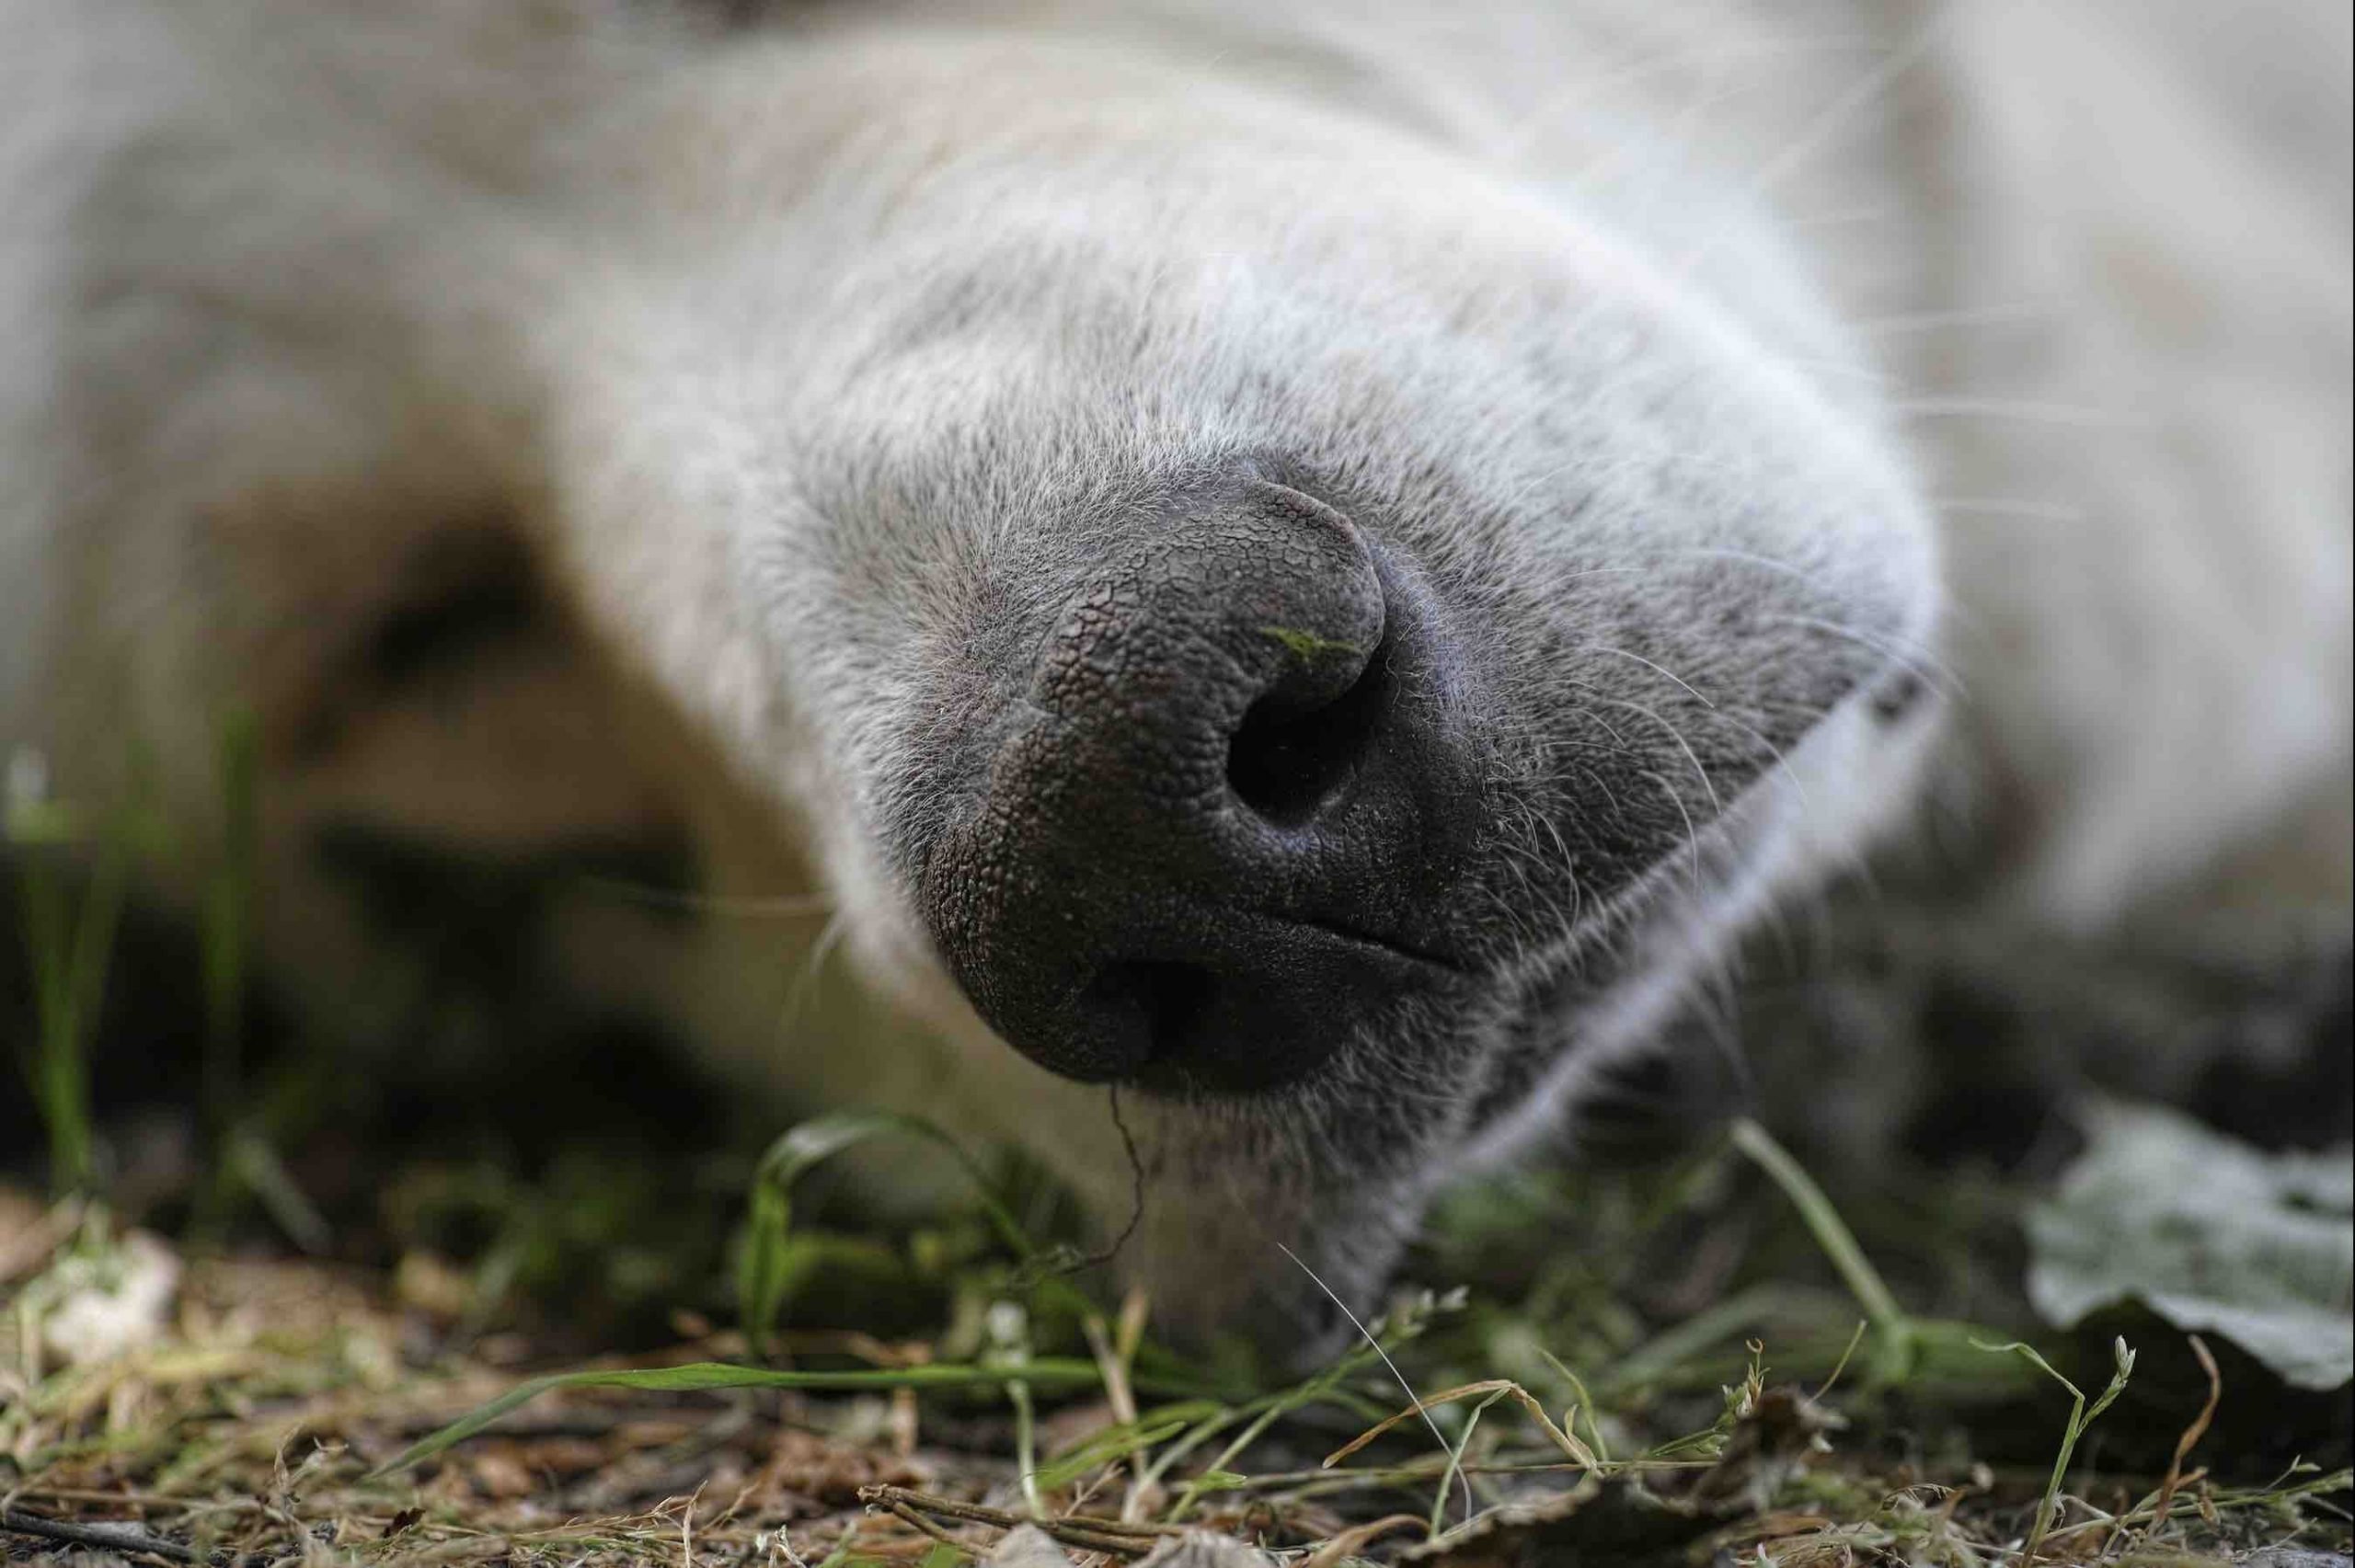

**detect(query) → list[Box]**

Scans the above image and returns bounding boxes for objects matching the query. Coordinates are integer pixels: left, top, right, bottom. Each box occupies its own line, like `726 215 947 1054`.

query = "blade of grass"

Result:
739 1110 1045 1357
365 1357 1126 1481
8 754 168 1199
1429 1387 1509 1539
1593 1282 1839 1399
15 821 132 1196
225 1130 331 1255
1030 1414 1200 1493
1536 1349 1612 1467
1080 1288 1153 1519
16 854 92 1195
1323 1380 1594 1472
201 711 258 1150
1729 1117 1914 1382
1277 1242 1469 1526
1971 1334 2135 1562
1159 1322 1420 1522
1163 1390 1320 1522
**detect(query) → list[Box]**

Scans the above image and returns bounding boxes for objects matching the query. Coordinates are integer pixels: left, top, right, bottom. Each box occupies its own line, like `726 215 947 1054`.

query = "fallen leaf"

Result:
2027 1103 2352 1391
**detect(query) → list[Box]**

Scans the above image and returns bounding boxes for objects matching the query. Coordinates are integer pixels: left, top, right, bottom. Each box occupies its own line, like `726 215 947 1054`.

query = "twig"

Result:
1301 1513 1426 1568
1200 1456 1711 1494
2148 1336 2222 1536
879 1500 969 1551
2 1507 205 1563
861 1484 1181 1557
859 1485 1179 1539
1053 1085 1149 1275
6 1488 209 1512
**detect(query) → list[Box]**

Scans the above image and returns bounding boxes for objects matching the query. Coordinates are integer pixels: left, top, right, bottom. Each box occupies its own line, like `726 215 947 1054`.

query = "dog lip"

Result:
1099 909 1480 1101
1280 912 1473 977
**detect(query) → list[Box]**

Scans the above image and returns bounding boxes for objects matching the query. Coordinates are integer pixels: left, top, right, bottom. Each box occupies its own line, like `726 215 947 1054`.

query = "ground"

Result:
5 774 2349 1563
3 1097 2348 1567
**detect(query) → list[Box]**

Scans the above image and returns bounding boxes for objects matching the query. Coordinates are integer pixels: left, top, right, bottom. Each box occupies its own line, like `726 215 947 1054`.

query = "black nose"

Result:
918 475 1476 1093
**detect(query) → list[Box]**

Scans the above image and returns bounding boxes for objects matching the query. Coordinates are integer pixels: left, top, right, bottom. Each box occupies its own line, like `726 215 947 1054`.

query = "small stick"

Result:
860 1485 1180 1539
2148 1336 2222 1535
880 1500 969 1551
6 1488 206 1511
2 1507 205 1564
861 1488 1161 1558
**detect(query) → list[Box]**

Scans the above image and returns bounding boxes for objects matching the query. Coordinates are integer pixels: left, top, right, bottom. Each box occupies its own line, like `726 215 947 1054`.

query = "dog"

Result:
6 0 2347 1344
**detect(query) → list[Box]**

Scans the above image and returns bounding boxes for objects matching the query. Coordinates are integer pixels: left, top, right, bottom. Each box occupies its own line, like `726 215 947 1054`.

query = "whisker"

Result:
1670 545 1814 583
1642 766 1707 891
1717 707 1816 825
1669 13 1953 283
1898 395 2146 430
1574 761 1629 827
1585 645 1718 710
1685 962 1759 1111
1553 686 1638 751
1762 613 1963 698
1501 30 1873 162
778 911 847 1036
1275 1242 1472 1527
1566 45 1741 202
1604 697 1727 827
1683 544 1978 634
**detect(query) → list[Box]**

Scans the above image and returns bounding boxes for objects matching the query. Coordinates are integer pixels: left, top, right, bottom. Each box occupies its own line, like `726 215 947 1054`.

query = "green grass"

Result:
282 1105 2331 1563
4 1125 2345 1563
1973 1333 2137 1562
3 744 2347 1564
7 755 141 1196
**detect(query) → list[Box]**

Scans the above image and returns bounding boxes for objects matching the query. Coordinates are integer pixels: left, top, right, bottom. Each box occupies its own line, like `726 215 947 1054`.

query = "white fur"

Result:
5 0 2346 1333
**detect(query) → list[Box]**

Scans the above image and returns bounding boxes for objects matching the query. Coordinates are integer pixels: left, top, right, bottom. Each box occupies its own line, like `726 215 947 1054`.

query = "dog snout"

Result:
918 475 1479 1093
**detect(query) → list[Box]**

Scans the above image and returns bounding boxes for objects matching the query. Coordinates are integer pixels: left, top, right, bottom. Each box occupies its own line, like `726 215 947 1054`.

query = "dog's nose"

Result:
919 475 1475 1093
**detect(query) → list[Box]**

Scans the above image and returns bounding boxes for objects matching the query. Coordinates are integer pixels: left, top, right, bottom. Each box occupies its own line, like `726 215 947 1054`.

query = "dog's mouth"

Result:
1289 913 1473 976
1028 690 1827 1109
1106 910 1486 1100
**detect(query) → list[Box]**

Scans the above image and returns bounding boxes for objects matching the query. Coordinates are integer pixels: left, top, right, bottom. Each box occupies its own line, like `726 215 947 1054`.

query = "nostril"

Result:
1226 634 1395 826
1076 958 1220 1068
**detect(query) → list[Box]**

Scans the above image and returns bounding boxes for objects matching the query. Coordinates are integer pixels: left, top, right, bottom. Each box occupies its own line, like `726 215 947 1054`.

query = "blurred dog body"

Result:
4 1 2347 1337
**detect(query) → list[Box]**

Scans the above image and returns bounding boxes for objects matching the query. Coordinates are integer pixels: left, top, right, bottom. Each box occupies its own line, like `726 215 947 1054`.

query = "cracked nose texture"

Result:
918 476 1476 1094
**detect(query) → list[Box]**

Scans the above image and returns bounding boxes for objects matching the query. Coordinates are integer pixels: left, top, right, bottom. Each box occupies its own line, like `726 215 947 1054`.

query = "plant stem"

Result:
1728 1117 1913 1381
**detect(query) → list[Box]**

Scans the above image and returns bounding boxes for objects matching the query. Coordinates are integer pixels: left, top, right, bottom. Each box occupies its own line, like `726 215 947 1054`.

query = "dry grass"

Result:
5 753 2348 1563
4 1130 2347 1567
